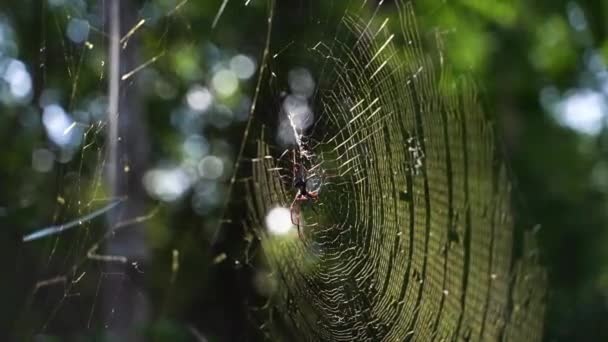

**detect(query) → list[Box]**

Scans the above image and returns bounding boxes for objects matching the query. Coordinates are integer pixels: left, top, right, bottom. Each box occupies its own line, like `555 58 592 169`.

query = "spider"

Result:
289 149 320 240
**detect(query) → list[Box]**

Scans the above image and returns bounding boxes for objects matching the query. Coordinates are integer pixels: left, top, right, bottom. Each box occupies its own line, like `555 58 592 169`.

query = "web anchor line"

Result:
22 198 125 242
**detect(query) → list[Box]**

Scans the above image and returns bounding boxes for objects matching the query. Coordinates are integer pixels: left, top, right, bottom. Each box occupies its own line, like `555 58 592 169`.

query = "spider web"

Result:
243 1 546 341
8 0 263 339
11 0 189 337
2 0 548 340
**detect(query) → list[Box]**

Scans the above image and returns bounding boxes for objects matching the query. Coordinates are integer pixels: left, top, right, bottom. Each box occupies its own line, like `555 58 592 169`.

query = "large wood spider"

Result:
289 149 320 240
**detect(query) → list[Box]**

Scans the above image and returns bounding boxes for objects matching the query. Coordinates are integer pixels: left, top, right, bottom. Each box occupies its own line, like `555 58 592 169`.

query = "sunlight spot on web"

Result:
554 89 606 135
66 18 90 44
143 167 192 202
230 54 256 80
186 85 213 111
32 148 54 173
211 69 238 97
2 58 32 100
198 155 224 180
265 207 295 236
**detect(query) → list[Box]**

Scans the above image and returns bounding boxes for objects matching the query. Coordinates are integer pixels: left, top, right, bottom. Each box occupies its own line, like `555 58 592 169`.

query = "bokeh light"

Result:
230 54 256 80
31 148 54 173
211 69 238 97
143 167 192 202
183 134 209 160
277 95 314 146
265 207 295 236
186 85 213 112
42 104 76 147
66 18 89 44
198 155 224 180
288 67 315 98
556 89 606 135
2 59 32 100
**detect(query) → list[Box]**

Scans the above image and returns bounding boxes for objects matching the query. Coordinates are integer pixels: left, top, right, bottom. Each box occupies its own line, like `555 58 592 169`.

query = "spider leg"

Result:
292 149 298 182
297 222 304 241
307 197 319 215
290 196 299 226
290 196 304 240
